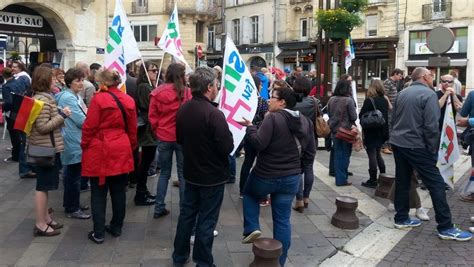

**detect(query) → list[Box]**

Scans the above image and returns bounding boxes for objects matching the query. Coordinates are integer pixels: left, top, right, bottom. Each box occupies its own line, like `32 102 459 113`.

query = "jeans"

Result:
392 145 453 231
228 154 236 182
329 146 335 175
173 183 225 266
366 146 385 173
296 163 315 200
19 132 33 177
137 146 157 192
90 174 128 239
239 139 257 194
243 171 300 266
154 141 185 214
333 137 352 186
63 163 82 213
148 146 161 174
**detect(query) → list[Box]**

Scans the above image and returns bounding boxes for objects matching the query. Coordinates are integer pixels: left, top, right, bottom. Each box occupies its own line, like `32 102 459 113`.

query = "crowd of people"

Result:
1 59 474 266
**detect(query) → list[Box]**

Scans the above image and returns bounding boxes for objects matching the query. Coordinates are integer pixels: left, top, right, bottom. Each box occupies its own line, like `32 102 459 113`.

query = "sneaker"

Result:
214 230 218 237
415 208 430 221
3 156 17 163
242 230 262 244
66 210 91 219
387 203 395 212
190 230 218 245
361 180 377 189
438 226 472 241
6 146 12 151
469 227 474 233
147 172 157 179
394 218 422 229
153 209 170 219
239 194 243 199
88 231 104 244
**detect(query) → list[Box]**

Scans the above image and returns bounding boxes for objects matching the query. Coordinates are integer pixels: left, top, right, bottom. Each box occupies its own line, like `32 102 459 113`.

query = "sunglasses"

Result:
441 80 453 84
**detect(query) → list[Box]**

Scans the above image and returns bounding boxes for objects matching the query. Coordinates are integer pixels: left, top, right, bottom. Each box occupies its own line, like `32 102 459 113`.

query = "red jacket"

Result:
149 83 192 142
81 88 138 184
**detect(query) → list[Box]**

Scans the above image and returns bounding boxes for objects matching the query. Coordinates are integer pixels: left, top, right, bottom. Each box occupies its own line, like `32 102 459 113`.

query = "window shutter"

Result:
258 15 264 44
226 20 232 40
242 16 250 44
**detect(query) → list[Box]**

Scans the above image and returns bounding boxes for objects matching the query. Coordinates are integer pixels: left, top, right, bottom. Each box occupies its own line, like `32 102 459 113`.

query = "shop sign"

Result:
415 41 459 55
0 11 43 28
283 54 314 64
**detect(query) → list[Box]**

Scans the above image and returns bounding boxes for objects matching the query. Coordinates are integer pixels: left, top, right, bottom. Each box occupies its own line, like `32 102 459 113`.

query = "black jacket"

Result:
176 94 234 186
359 96 389 148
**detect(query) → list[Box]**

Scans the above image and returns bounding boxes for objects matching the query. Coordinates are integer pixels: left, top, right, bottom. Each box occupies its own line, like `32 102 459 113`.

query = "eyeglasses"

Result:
270 95 281 100
148 69 158 73
441 80 453 84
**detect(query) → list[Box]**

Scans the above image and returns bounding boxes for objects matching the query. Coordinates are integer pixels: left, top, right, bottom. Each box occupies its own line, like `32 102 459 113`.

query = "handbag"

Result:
336 127 359 144
360 97 385 129
26 132 56 167
312 97 330 138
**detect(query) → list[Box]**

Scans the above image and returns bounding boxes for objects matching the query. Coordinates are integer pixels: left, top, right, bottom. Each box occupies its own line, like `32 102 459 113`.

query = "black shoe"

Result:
348 172 354 176
104 225 121 237
153 209 170 219
361 180 377 189
145 190 156 199
20 172 37 179
134 195 155 206
88 231 104 244
329 172 335 177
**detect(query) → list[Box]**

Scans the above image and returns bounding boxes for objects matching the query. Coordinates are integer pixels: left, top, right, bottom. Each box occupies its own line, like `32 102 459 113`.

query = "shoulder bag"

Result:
335 100 358 143
312 97 331 138
27 132 56 167
360 97 385 129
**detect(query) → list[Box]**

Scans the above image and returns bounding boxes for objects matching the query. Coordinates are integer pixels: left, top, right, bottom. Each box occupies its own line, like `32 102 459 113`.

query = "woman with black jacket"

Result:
359 79 390 188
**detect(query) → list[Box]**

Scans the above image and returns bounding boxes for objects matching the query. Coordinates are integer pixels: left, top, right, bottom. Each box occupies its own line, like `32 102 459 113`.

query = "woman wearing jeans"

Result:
238 87 316 266
327 79 357 186
149 63 192 218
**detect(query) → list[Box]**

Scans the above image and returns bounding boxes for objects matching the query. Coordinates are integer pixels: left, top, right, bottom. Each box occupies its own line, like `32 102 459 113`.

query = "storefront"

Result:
237 44 274 68
277 41 316 74
348 37 398 90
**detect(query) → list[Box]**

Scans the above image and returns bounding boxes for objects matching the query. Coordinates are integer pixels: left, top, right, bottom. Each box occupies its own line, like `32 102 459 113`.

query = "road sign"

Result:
427 27 455 54
428 56 451 67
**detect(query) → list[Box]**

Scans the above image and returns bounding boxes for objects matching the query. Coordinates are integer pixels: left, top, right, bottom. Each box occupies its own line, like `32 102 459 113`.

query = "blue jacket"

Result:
461 91 474 118
255 72 269 100
55 89 87 165
1 78 24 113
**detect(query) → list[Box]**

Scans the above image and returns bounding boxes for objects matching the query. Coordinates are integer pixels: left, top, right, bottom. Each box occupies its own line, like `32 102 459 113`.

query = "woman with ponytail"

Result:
238 86 316 266
149 63 192 218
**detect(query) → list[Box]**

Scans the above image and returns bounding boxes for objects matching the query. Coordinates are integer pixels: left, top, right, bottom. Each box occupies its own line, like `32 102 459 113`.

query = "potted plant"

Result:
316 8 363 40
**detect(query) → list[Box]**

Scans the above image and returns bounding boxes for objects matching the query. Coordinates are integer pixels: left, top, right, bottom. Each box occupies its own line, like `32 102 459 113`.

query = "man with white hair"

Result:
75 61 96 106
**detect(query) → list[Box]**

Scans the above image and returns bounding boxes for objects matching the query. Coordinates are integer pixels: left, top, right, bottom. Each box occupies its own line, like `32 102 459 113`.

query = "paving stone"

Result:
16 242 58 266
112 241 144 263
80 244 114 263
50 242 86 261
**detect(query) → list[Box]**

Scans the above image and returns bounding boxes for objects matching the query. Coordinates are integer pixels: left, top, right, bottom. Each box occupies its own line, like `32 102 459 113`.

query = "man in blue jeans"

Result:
172 67 233 266
390 67 471 241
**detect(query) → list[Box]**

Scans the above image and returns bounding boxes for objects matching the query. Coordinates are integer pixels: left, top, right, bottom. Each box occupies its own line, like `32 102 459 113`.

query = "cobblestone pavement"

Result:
0 128 472 267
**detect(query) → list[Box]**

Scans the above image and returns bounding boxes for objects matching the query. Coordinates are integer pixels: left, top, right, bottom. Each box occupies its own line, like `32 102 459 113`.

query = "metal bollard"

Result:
249 238 282 267
331 196 359 229
375 173 395 198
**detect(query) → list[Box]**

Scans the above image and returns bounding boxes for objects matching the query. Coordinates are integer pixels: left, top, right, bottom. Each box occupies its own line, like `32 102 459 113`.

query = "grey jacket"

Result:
390 81 440 154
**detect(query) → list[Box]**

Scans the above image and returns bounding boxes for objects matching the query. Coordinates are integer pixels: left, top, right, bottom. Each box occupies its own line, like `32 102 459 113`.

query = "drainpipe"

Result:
273 0 277 67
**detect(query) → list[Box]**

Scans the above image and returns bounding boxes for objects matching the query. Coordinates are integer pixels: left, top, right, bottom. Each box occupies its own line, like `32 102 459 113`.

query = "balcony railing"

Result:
132 2 148 14
289 0 311 4
165 0 218 16
368 0 387 5
277 29 316 43
422 2 452 21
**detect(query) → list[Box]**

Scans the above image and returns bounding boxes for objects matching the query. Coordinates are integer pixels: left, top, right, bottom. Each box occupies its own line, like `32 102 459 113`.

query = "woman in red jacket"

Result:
149 63 192 218
81 69 138 244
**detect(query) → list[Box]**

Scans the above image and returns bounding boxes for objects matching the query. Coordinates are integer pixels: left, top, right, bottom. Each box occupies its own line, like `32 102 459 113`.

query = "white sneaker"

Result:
470 227 474 233
416 208 430 221
387 203 395 212
190 230 218 245
471 216 474 223
213 230 218 237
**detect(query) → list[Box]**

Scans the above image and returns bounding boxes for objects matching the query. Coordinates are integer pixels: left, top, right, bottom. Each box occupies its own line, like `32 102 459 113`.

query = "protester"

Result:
359 80 389 188
238 86 315 266
30 66 71 236
89 63 101 90
149 63 192 218
52 68 66 94
449 70 462 96
328 79 357 186
133 61 158 206
436 74 463 132
285 65 302 88
382 68 404 154
239 75 269 197
172 67 233 266
390 67 471 241
81 69 137 244
2 68 23 164
55 68 90 219
292 77 317 212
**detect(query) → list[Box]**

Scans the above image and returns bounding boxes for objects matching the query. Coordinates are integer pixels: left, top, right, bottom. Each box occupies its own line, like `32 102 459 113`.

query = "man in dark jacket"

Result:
172 67 233 266
2 68 23 163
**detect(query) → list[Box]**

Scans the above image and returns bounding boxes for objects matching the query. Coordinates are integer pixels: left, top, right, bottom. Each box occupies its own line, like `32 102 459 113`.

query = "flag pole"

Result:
156 52 166 88
139 58 153 87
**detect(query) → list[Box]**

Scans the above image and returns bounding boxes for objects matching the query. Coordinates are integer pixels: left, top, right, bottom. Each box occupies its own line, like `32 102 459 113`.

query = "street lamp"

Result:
15 38 39 68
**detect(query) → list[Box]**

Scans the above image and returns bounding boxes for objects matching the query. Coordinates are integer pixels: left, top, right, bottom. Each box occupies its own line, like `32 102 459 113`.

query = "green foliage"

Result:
9 51 21 60
316 8 363 40
341 0 368 13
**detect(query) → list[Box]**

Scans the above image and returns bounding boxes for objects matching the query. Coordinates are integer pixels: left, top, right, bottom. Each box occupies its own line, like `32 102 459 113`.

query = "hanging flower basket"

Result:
327 30 351 41
316 5 365 41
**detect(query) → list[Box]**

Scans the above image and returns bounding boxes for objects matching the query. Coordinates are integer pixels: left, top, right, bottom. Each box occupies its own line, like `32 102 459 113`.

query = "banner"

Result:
438 96 460 188
104 0 141 91
158 3 190 69
219 36 258 155
345 37 355 72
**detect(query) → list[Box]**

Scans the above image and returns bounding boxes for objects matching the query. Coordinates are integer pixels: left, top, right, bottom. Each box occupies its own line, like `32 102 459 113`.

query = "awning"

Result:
276 49 316 59
405 59 468 67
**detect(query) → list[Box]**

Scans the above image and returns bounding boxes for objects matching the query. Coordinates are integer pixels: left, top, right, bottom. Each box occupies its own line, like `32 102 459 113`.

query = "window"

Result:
208 26 215 49
232 19 240 45
196 21 204 42
233 0 240 6
433 0 446 12
366 15 378 37
250 16 259 44
409 27 467 55
137 0 147 6
132 24 157 42
300 18 308 40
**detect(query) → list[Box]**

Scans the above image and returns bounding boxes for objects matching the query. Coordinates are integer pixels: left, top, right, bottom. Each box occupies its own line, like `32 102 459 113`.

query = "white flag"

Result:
105 0 141 91
158 4 190 69
219 36 258 155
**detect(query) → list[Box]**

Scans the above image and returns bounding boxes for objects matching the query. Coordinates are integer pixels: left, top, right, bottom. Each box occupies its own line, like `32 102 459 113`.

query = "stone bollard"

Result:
331 196 359 229
249 238 282 267
375 173 395 198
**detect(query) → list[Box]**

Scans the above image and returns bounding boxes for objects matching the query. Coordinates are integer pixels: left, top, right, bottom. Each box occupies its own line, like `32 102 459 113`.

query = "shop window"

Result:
366 15 377 37
132 24 157 42
250 16 259 44
196 21 204 42
409 27 467 55
208 26 215 49
232 19 240 45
